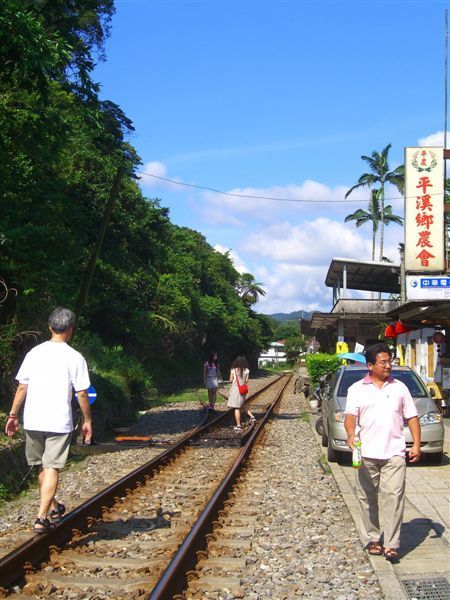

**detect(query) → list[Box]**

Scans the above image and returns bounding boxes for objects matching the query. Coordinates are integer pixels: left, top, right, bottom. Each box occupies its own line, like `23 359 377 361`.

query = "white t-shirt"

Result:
16 341 90 433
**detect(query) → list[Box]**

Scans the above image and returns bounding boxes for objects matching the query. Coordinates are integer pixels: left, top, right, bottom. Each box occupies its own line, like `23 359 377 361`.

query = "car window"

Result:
337 368 429 398
337 370 368 396
391 370 428 397
328 371 340 392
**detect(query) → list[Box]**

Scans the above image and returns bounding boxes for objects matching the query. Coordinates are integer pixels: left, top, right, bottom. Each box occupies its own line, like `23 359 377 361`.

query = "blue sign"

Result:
419 278 450 288
87 385 97 405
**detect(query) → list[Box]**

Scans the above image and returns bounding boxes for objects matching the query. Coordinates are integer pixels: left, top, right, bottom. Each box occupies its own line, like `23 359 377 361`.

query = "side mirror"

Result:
429 387 436 398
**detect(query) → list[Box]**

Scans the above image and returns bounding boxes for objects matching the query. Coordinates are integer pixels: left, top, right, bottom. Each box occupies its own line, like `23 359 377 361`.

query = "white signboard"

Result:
406 275 450 300
404 147 444 272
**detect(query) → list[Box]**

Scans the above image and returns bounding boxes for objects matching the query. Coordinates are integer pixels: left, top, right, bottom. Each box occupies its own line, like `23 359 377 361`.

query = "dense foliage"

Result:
0 0 272 415
305 353 341 388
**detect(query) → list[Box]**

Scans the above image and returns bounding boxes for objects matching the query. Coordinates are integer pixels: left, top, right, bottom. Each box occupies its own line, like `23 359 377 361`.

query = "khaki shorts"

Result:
25 431 71 469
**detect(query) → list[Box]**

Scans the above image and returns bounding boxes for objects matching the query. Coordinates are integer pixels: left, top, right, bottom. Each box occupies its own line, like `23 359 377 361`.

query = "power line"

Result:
137 170 445 204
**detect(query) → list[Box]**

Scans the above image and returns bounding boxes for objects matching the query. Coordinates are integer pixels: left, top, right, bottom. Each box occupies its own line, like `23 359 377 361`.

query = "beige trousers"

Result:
355 455 406 549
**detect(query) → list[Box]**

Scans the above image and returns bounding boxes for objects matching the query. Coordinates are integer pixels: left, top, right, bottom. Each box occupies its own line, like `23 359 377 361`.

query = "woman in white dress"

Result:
227 355 256 430
203 352 221 410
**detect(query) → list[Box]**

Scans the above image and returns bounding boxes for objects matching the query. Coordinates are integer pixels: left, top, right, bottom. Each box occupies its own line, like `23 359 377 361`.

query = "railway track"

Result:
0 373 291 599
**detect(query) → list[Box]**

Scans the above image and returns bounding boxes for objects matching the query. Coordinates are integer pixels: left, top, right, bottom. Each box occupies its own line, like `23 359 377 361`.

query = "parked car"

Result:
321 365 445 465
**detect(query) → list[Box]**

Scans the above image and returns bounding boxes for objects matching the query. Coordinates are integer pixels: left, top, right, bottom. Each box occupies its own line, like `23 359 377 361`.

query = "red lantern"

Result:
384 324 397 338
395 321 411 335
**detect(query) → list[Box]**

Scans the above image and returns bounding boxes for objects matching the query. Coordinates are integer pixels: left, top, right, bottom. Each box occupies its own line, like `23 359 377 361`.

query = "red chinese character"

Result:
416 176 433 194
415 214 434 229
416 230 433 247
416 195 433 211
416 249 435 266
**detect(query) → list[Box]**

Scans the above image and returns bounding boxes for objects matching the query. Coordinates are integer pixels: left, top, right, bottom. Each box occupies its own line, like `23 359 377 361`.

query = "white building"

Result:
258 341 286 366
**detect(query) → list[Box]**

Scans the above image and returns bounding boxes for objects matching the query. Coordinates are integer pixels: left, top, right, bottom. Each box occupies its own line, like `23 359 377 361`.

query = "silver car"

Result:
321 365 445 465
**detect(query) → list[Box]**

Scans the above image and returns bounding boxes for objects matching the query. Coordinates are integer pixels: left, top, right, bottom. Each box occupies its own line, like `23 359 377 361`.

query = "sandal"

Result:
34 517 56 534
49 502 66 523
367 541 383 556
384 548 399 562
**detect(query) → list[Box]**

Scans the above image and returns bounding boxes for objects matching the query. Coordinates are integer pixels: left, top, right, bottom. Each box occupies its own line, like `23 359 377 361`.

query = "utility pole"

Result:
75 166 125 319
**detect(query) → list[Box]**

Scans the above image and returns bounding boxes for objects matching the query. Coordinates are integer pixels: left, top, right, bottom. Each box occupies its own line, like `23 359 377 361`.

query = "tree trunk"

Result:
75 166 125 319
379 184 385 261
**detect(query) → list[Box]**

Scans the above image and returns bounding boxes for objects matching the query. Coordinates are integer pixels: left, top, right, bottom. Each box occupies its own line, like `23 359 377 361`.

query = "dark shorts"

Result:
25 431 71 469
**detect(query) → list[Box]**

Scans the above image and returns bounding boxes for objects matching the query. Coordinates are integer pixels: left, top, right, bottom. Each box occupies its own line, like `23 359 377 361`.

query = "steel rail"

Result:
148 372 292 600
0 374 284 589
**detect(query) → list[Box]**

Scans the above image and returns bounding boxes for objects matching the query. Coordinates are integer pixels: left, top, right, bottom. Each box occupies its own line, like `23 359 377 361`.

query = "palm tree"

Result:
345 144 404 261
345 189 403 261
236 273 266 307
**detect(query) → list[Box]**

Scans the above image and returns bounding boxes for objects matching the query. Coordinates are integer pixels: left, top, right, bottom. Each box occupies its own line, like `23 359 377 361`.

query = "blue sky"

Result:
94 0 450 313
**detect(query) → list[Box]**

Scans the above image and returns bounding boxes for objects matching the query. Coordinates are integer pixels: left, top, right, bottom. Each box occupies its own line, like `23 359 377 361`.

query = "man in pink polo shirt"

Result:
344 342 421 562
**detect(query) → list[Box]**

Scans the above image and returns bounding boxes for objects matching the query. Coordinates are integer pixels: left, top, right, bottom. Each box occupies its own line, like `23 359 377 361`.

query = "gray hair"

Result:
48 307 76 333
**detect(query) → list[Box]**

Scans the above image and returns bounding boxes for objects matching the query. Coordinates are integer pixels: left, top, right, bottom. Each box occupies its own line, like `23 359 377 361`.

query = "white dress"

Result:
227 368 249 408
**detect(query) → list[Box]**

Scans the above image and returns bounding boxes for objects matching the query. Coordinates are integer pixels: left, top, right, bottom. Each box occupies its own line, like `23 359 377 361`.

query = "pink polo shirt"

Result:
345 374 418 459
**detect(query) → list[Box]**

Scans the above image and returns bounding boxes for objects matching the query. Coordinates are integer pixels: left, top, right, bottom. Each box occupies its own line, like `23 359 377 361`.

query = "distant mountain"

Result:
267 310 312 322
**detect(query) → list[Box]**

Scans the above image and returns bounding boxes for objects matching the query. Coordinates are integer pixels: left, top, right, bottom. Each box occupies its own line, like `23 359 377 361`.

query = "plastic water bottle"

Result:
352 437 362 469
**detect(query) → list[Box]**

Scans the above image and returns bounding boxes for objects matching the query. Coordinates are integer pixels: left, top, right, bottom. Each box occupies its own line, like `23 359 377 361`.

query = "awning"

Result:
386 301 450 326
325 257 401 294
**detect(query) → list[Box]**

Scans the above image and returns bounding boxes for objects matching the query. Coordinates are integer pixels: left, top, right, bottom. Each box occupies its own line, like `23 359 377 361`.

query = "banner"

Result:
404 147 444 272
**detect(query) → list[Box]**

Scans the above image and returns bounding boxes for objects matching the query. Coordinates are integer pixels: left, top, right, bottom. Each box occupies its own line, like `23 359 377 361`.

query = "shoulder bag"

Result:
235 369 249 396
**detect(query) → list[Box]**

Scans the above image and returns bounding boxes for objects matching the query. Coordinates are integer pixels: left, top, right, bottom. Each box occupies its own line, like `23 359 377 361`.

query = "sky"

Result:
93 0 450 314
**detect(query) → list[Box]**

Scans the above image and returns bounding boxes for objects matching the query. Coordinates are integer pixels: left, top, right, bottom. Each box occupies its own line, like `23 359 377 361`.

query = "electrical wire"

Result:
137 170 446 204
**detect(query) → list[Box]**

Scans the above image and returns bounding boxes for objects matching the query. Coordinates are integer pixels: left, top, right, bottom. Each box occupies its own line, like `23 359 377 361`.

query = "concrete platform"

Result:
312 415 450 599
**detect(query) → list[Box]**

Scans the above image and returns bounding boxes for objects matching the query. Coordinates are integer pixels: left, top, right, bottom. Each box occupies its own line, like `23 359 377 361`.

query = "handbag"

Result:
235 369 248 395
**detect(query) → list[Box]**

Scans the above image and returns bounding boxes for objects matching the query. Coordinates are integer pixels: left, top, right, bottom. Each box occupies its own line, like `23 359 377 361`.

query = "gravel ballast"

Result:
0 373 384 599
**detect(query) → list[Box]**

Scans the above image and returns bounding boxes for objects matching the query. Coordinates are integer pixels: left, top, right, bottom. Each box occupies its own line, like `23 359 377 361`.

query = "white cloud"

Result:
254 263 330 313
214 245 248 273
418 131 450 147
243 218 371 266
139 161 180 189
198 180 370 227
236 218 379 313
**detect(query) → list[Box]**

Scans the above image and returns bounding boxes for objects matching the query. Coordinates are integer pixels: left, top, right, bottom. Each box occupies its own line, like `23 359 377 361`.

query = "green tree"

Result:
272 320 299 340
0 0 274 411
236 273 266 307
345 189 403 261
283 335 306 360
345 144 404 261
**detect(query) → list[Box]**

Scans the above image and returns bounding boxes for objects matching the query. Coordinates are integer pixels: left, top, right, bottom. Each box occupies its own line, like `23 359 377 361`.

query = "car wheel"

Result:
315 416 324 436
327 438 342 463
423 451 444 465
321 421 328 447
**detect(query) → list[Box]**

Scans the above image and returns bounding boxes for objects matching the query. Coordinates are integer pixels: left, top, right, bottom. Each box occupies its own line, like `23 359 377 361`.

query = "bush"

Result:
306 353 340 387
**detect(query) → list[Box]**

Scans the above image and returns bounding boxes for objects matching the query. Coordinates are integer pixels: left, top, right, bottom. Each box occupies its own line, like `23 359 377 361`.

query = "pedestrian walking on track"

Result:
203 352 222 410
227 355 255 430
4 307 92 534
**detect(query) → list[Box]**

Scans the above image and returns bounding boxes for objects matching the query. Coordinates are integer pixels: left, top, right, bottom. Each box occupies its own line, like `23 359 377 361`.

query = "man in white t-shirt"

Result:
4 307 92 533
344 342 420 563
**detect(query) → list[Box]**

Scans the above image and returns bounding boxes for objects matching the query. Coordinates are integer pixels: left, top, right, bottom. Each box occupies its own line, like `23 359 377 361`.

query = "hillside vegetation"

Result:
0 0 272 419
